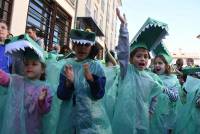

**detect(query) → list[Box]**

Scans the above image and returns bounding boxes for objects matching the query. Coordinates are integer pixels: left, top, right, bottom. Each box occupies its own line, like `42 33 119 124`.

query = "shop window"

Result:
26 0 72 50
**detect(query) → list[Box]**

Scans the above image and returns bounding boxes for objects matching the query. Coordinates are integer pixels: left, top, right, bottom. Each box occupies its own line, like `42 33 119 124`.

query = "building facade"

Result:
0 0 122 58
77 0 122 54
171 49 200 65
0 0 76 50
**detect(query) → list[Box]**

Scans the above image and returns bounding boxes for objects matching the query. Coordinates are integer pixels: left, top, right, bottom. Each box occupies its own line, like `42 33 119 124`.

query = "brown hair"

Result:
23 59 46 81
130 48 150 64
186 58 194 63
153 55 171 75
0 20 8 28
176 58 183 67
40 62 46 81
0 20 6 23
26 26 37 32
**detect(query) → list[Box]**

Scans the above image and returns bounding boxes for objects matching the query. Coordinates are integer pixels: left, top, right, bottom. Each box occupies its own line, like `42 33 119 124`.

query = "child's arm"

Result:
57 73 75 100
57 65 75 100
149 96 157 117
38 88 52 114
149 79 164 115
116 8 129 79
87 74 106 100
83 64 106 100
163 87 179 102
0 69 10 87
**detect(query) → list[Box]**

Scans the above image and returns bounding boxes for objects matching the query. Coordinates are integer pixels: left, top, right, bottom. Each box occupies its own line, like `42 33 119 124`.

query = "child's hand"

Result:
116 7 127 25
83 63 94 81
0 69 10 86
38 88 48 101
64 65 74 83
83 63 90 73
0 69 4 79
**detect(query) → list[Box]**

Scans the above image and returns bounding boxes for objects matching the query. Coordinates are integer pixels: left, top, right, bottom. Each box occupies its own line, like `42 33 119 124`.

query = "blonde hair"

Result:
85 28 92 32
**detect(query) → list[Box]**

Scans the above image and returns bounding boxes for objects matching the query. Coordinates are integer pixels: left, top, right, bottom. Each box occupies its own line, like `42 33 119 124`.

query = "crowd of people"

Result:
0 8 200 134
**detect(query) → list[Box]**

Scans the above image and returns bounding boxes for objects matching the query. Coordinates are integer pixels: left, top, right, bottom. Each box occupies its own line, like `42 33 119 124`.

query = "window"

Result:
0 0 13 28
26 0 72 50
53 8 71 46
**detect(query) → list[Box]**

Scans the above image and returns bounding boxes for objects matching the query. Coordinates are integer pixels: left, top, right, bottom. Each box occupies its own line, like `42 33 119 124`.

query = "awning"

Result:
76 17 104 36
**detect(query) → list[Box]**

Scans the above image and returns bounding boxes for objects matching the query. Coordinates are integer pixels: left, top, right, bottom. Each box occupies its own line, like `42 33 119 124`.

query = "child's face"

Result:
131 49 149 70
186 59 194 66
154 57 166 75
74 44 92 60
24 59 44 80
0 22 8 41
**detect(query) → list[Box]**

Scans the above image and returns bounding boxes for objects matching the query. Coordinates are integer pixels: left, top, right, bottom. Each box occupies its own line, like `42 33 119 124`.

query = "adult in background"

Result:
26 26 44 49
185 58 199 68
175 58 184 72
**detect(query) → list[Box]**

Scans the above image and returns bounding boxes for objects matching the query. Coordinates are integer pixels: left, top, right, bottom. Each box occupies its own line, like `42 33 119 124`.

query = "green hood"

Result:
182 67 200 75
70 29 96 46
5 34 46 63
130 17 168 52
152 42 173 64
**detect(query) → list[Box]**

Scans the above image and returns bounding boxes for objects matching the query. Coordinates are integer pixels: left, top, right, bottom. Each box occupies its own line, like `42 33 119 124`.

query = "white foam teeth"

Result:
16 47 21 51
72 39 95 46
19 47 25 51
142 28 146 32
12 48 17 52
8 49 12 53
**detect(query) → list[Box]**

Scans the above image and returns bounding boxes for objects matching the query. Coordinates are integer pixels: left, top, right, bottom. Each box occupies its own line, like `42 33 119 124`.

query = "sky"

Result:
121 0 200 52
